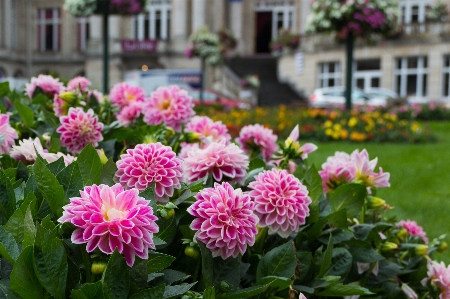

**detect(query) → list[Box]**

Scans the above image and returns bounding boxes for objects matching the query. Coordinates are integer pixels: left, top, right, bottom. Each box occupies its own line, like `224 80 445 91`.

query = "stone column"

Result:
4 0 12 49
170 0 188 52
191 0 206 32
229 1 243 52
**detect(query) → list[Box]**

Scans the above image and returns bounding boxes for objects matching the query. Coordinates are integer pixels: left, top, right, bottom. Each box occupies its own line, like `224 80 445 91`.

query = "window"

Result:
77 17 90 51
394 56 428 98
442 55 450 99
254 0 295 40
132 0 171 40
37 8 61 52
399 1 429 24
355 59 381 90
318 62 341 88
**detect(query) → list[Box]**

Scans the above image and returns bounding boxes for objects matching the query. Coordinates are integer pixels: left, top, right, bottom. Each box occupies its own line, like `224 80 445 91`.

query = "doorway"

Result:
255 12 272 54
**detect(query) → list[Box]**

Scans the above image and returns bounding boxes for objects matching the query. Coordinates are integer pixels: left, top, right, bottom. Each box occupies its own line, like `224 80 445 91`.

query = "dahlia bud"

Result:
381 242 399 254
367 196 386 209
397 229 408 241
414 244 429 256
184 132 202 143
164 127 175 139
438 242 448 253
96 149 109 165
91 261 107 275
143 135 157 144
59 91 78 103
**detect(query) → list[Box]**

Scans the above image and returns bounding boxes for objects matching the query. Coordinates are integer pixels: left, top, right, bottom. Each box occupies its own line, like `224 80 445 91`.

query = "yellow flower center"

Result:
159 98 171 110
104 207 125 221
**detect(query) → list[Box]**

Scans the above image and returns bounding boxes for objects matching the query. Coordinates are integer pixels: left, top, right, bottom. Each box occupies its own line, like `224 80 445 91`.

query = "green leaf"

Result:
0 226 20 264
33 223 68 299
102 250 130 299
10 246 45 299
348 247 384 263
47 157 66 176
256 242 296 281
296 251 313 283
77 143 102 185
130 284 165 299
163 283 196 299
129 258 148 294
42 109 60 129
198 241 213 288
4 208 26 243
220 284 269 299
316 236 333 278
13 99 34 128
329 184 367 218
32 157 65 217
0 81 10 96
244 167 264 185
161 269 189 286
212 256 240 291
71 281 104 299
139 186 157 211
248 158 265 171
203 286 215 299
56 161 84 202
155 215 177 245
316 283 373 296
304 164 323 203
147 251 176 274
172 189 196 206
100 158 118 186
23 206 36 248
0 280 21 299
327 248 352 278
0 171 16 224
253 276 291 291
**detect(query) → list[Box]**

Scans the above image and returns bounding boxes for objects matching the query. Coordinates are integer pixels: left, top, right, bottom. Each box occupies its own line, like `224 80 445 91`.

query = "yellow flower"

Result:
325 128 333 136
324 120 333 127
348 117 358 127
350 132 367 142
333 123 341 131
411 122 421 132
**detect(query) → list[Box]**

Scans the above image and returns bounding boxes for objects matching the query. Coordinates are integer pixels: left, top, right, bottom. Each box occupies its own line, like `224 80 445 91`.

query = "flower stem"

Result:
81 246 94 283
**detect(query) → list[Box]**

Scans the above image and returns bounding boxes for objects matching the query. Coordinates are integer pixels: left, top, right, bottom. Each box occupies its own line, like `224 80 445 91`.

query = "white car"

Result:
308 87 388 108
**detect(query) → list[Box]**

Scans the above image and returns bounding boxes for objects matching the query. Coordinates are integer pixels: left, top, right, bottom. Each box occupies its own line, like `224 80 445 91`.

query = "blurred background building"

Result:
0 0 449 105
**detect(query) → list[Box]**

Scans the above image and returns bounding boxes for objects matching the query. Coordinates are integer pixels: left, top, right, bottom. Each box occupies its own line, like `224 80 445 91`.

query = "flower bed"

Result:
201 105 436 143
0 77 448 299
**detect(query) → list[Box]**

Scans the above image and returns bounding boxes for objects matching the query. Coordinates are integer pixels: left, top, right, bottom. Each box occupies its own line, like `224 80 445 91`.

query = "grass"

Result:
305 121 450 264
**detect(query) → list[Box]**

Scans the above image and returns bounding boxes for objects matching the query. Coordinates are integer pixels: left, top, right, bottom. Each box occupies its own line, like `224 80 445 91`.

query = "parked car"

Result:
188 89 253 109
308 86 388 108
365 88 408 105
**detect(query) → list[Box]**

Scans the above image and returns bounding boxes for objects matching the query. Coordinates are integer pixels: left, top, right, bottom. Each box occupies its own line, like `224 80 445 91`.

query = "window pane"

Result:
167 10 171 39
356 78 364 89
445 55 450 68
329 62 335 73
444 73 449 96
422 74 427 96
155 10 161 39
395 75 401 94
45 24 53 50
371 77 380 87
144 17 150 39
356 59 380 71
328 78 335 87
406 74 417 96
408 57 418 69
396 58 402 70
411 6 419 23
423 56 428 68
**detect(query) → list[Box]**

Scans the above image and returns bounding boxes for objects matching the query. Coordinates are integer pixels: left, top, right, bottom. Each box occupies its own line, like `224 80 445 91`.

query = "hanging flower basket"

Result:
64 0 147 17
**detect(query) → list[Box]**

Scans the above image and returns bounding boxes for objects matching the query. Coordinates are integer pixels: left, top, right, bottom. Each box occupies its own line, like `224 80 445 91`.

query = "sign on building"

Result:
121 39 158 52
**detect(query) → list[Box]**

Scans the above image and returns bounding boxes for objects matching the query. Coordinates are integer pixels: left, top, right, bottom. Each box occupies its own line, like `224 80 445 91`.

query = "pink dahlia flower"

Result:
248 169 311 238
183 140 249 184
58 184 159 267
0 113 18 154
396 220 428 243
350 149 390 190
57 107 104 154
109 83 146 109
427 261 450 296
25 74 64 99
67 76 92 93
116 101 143 127
115 142 182 203
188 182 258 259
236 124 278 162
186 116 231 143
142 85 195 131
10 137 45 164
319 151 356 193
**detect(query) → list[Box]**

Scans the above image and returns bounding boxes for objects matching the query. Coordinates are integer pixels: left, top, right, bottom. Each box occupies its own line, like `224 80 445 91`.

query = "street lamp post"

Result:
101 3 109 94
345 32 354 111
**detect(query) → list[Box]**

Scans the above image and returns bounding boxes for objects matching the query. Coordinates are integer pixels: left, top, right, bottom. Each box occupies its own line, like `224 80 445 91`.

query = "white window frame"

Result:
77 17 89 51
37 8 60 52
317 62 341 88
132 0 171 40
442 55 450 100
394 56 428 99
255 0 295 40
399 0 432 33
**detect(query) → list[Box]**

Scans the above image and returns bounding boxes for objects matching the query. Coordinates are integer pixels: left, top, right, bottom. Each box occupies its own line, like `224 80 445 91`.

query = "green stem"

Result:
81 246 94 283
192 259 200 288
360 203 366 224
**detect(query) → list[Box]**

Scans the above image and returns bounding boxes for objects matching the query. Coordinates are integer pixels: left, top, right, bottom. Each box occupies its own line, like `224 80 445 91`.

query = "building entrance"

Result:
255 12 272 53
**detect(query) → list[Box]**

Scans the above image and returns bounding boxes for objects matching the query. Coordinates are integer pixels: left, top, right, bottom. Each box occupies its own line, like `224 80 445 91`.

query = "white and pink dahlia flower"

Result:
427 260 450 298
183 140 249 184
116 101 143 127
25 74 64 99
248 169 311 238
236 124 278 162
396 220 428 243
188 182 258 259
10 137 45 164
57 107 104 154
186 116 231 143
115 142 182 203
67 76 92 93
0 113 18 154
109 83 146 109
142 85 195 131
58 184 159 267
350 149 390 190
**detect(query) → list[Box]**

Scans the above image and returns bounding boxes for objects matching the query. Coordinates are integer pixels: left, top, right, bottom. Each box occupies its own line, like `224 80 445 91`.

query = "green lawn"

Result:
305 121 450 264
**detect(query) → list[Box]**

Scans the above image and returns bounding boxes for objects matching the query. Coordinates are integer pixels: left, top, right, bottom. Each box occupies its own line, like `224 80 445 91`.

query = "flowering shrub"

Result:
64 0 146 17
0 77 448 299
306 0 399 39
269 29 300 53
426 0 448 22
201 105 436 143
